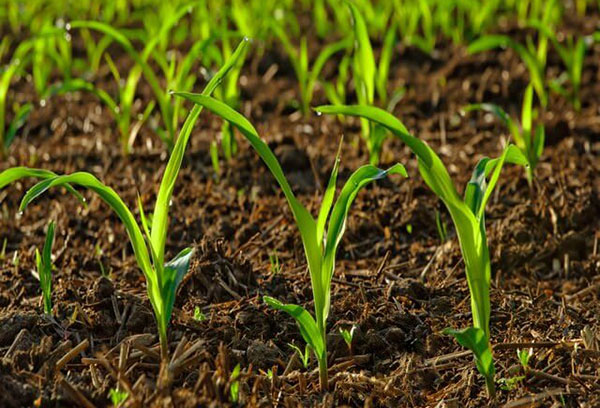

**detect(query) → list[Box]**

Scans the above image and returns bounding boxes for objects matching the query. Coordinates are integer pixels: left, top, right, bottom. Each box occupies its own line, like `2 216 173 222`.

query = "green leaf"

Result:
533 125 545 166
316 140 342 247
463 158 490 216
0 167 85 205
264 296 325 360
346 0 375 105
443 326 495 394
376 21 397 105
521 84 534 151
5 103 32 149
39 220 55 315
159 247 194 340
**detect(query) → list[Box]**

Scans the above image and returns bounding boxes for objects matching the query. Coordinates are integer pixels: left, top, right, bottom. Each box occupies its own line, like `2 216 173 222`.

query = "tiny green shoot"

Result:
289 343 311 369
35 220 55 316
230 363 241 404
193 306 206 322
269 252 280 275
517 348 532 370
339 325 356 352
109 387 128 407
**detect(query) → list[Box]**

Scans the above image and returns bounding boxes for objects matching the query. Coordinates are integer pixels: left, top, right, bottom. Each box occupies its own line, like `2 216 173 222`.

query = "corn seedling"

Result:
468 35 547 107
517 348 532 371
229 364 241 404
109 388 128 407
173 92 406 391
316 104 528 398
289 343 311 369
193 306 207 322
0 40 248 382
35 220 55 315
463 84 544 184
339 325 356 352
347 0 401 165
270 21 349 115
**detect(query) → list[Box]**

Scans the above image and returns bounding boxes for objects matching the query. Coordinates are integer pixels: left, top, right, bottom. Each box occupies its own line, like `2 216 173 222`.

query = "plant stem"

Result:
485 375 496 399
318 354 328 392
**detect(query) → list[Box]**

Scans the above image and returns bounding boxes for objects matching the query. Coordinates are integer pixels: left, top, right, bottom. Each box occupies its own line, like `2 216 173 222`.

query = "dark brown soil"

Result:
1 16 599 408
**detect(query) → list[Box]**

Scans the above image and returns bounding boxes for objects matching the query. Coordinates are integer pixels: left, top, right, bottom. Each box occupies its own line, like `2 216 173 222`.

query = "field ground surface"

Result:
1 5 599 408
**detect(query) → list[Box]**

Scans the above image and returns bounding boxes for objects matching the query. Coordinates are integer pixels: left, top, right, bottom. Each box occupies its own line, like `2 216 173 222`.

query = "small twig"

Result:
503 388 570 408
55 339 89 373
4 329 27 359
59 374 97 408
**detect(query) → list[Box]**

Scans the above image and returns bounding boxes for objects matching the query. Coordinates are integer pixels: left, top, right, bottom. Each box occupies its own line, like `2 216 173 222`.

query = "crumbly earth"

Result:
0 16 599 408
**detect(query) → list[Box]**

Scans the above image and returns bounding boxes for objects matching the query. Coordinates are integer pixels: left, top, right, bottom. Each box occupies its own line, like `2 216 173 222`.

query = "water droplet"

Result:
64 33 72 42
65 22 71 31
39 99 46 107
114 107 120 114
16 211 23 217
81 197 87 203
316 111 322 116
243 36 250 42
168 89 174 95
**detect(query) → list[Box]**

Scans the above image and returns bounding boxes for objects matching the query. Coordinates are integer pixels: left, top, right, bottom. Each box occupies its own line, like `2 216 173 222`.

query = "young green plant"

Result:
315 104 528 398
0 40 248 382
35 220 55 315
463 83 544 185
172 92 406 391
347 0 401 165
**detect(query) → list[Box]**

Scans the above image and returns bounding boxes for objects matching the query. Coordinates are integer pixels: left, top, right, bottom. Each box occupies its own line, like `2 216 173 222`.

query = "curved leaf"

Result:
264 296 325 359
444 326 495 395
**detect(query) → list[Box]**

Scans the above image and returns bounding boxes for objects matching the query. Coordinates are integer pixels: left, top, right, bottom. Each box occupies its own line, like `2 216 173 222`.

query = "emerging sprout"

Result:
35 220 55 316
